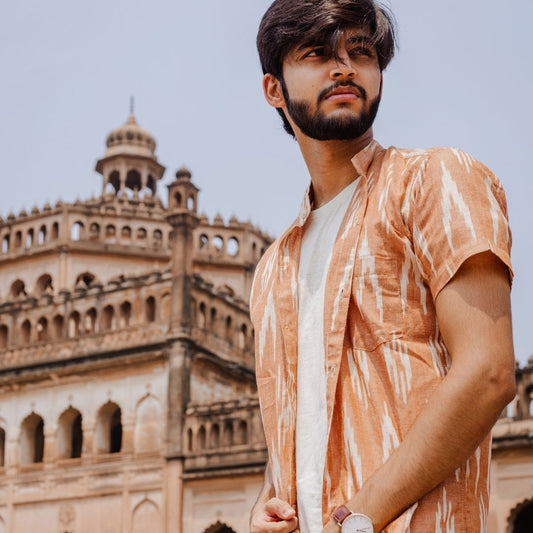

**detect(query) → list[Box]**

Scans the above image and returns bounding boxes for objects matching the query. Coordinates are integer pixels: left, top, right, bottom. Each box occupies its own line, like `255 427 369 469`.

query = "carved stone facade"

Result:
490 360 533 533
0 114 271 533
1 112 531 533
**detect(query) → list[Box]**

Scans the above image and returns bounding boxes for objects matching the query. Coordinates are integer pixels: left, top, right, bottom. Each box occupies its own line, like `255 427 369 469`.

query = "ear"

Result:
263 74 286 108
378 72 384 98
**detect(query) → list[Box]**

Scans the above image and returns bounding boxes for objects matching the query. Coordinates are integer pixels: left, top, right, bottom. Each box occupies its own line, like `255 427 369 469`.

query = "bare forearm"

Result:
345 366 514 531
251 461 275 516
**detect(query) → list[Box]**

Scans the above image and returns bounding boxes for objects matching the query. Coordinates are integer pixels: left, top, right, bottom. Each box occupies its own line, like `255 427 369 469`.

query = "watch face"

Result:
341 513 373 533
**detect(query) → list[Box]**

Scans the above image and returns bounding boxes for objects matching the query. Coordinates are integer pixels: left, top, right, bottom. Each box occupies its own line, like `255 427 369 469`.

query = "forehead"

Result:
292 26 374 53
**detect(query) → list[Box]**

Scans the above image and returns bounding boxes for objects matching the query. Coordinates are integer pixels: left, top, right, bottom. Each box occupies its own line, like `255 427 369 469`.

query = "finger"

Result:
264 498 296 521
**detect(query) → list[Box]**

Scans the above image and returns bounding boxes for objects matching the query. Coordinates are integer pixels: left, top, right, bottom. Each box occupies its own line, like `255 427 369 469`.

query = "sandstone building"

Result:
0 114 271 533
0 114 531 533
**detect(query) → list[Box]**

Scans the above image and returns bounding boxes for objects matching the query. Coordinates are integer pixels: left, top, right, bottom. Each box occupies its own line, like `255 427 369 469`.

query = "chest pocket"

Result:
350 255 404 351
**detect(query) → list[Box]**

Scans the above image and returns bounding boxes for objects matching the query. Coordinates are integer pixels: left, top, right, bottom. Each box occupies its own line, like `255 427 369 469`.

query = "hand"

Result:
321 519 340 533
250 497 299 533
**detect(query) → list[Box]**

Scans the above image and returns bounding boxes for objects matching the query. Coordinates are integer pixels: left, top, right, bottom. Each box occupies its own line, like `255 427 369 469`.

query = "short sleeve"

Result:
410 148 512 298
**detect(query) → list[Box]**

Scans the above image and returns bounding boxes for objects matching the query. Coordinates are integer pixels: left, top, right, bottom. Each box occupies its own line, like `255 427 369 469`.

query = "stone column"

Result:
165 208 199 533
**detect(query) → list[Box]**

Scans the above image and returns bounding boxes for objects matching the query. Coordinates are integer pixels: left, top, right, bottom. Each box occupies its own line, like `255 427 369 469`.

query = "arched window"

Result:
203 522 237 533
36 317 48 342
210 307 217 327
57 407 83 459
512 499 533 533
153 229 163 250
0 427 5 467
14 231 22 248
20 319 31 345
102 305 115 332
35 274 53 296
119 301 132 327
25 228 34 248
187 428 193 452
174 192 183 207
0 325 8 349
108 170 120 193
137 227 147 241
51 222 59 240
53 315 64 339
68 311 80 337
75 272 95 289
225 316 233 341
2 234 10 253
227 237 239 257
197 426 206 450
187 195 195 210
20 413 45 464
238 324 248 350
10 279 27 299
89 223 100 240
198 302 207 329
145 296 156 323
223 421 234 446
212 235 224 253
38 225 47 245
70 222 84 241
105 224 116 239
236 420 247 445
210 423 220 448
199 234 209 250
126 169 141 194
85 308 97 334
96 402 122 454
121 226 132 239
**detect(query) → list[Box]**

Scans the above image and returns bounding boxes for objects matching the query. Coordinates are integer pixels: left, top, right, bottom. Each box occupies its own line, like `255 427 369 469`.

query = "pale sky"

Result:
1 0 532 364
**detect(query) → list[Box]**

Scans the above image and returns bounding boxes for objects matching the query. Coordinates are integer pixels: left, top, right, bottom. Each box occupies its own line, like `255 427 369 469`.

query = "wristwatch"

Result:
332 505 374 533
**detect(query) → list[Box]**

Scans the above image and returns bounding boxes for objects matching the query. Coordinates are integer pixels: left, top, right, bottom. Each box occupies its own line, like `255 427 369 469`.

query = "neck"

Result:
296 128 373 209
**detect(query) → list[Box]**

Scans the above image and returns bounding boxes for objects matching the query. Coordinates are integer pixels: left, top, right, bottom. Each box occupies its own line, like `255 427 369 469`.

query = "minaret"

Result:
95 112 165 201
165 167 200 533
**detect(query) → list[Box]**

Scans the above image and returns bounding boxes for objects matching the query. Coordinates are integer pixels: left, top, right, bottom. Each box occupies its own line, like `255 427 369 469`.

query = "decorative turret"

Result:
95 113 165 200
167 166 199 214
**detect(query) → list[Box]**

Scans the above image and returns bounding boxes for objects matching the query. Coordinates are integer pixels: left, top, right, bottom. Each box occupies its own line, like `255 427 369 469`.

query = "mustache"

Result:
317 80 368 105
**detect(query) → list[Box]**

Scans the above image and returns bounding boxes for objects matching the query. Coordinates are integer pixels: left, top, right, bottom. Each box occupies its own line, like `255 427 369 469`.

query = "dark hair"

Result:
257 0 397 135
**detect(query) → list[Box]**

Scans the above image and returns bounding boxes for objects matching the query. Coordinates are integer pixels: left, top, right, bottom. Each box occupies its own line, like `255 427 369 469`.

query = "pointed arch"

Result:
203 521 237 533
20 412 45 464
96 402 122 454
134 394 162 454
132 499 161 533
57 407 83 459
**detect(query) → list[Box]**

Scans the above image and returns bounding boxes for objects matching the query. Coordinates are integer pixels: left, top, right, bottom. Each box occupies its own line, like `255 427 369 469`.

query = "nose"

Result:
330 53 356 81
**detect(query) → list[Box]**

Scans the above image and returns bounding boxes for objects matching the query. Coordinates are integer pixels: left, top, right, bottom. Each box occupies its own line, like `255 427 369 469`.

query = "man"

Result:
249 1 516 533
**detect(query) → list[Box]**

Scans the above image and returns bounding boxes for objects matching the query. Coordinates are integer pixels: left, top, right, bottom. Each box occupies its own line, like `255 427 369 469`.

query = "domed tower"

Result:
167 166 199 214
95 113 165 200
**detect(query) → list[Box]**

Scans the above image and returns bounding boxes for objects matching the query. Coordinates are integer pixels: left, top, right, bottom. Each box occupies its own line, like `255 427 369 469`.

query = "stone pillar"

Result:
165 207 199 533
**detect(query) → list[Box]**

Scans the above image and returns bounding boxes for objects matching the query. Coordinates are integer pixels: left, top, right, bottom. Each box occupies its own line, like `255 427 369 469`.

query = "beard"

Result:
282 80 381 141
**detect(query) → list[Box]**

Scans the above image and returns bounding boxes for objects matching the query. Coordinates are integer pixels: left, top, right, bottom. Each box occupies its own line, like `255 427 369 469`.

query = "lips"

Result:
325 86 362 100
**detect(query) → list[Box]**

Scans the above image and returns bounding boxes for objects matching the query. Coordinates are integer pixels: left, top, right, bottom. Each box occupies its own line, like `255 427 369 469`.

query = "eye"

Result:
304 46 327 58
349 46 375 58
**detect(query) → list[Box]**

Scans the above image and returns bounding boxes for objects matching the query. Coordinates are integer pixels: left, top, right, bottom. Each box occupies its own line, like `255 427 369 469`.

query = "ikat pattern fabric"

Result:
250 141 512 533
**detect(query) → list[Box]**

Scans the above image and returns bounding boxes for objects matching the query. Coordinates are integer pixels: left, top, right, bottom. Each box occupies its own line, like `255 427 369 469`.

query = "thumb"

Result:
265 498 296 520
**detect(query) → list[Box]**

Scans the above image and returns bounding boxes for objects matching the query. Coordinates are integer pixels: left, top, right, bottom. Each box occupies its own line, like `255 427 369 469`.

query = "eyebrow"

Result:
346 36 373 46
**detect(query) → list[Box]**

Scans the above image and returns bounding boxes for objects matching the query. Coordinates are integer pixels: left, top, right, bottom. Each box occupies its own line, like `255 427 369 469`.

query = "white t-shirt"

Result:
296 180 358 533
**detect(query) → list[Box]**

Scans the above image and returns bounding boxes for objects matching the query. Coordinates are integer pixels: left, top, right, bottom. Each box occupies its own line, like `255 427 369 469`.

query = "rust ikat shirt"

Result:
250 141 512 533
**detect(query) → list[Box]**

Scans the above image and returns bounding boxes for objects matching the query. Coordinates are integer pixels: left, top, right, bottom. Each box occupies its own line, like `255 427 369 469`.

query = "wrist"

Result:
332 504 374 533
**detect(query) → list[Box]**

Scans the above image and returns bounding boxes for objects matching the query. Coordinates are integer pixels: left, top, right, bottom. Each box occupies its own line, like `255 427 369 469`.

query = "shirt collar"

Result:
296 139 383 228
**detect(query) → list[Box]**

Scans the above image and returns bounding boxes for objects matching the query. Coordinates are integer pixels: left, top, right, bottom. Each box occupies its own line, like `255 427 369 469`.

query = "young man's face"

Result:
268 27 383 141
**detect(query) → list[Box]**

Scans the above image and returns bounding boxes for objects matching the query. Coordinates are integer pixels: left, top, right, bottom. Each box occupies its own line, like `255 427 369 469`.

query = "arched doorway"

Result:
512 499 533 533
203 521 236 533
